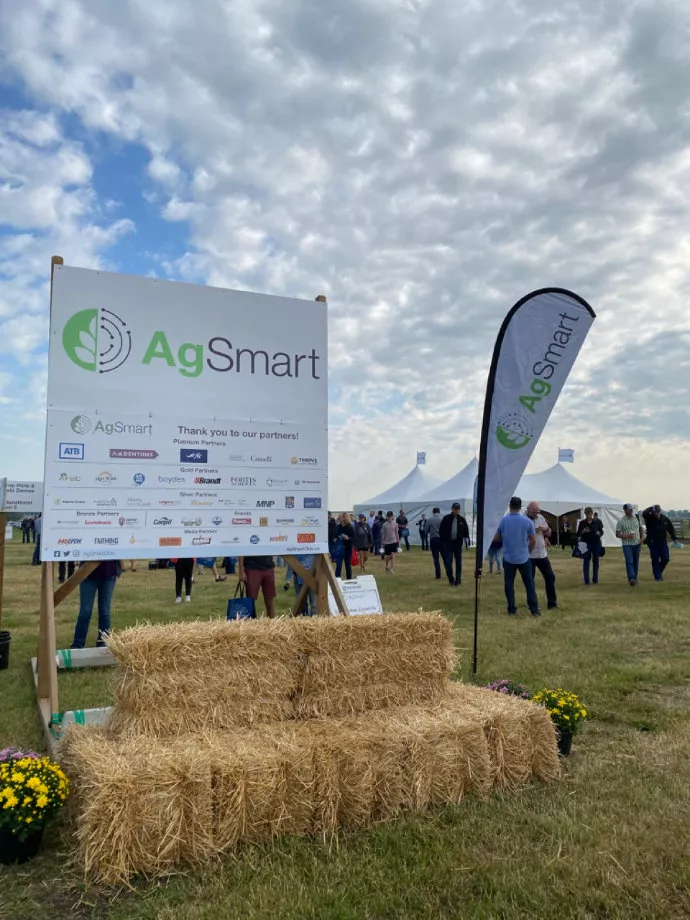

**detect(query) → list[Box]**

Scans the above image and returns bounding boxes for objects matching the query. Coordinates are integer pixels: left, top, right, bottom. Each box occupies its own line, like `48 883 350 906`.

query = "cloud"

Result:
0 0 689 506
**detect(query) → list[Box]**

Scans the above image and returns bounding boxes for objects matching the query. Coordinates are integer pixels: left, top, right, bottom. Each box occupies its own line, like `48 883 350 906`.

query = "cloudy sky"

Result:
1 0 689 510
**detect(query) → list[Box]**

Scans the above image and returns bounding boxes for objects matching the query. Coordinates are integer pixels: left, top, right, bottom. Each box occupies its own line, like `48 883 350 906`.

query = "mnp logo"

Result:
63 309 132 373
496 413 533 450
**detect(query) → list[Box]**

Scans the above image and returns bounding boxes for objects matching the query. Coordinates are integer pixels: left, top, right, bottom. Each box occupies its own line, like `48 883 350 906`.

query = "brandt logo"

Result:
63 308 132 373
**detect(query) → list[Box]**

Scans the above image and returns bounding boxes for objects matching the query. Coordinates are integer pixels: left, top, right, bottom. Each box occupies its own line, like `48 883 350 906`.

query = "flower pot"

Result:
0 827 43 865
0 630 10 671
557 730 574 757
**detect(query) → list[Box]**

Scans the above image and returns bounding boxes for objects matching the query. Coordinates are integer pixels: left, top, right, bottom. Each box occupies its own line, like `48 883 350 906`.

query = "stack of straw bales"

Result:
63 612 559 884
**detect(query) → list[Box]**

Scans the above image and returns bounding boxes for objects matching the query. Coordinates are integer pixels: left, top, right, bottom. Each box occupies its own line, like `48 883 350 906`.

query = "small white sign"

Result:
328 574 383 616
1 479 44 513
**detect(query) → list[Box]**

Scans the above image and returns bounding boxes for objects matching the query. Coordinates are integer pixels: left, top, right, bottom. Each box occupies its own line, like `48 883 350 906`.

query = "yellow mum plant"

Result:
531 688 588 735
0 749 69 841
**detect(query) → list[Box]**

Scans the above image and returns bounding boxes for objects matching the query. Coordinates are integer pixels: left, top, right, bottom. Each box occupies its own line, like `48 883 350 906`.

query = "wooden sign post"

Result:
0 510 6 631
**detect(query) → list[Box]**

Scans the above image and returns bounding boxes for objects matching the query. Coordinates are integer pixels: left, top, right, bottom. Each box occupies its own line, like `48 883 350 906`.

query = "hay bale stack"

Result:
436 683 560 788
107 619 301 737
292 612 456 719
63 701 490 885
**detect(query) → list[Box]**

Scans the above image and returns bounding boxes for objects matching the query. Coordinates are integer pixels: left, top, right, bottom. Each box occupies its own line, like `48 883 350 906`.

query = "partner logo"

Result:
270 536 288 542
181 449 208 463
230 476 256 487
303 498 321 509
159 476 185 484
256 500 275 508
110 448 158 460
159 537 182 547
192 537 211 545
195 476 221 485
297 533 316 543
266 478 289 488
58 473 81 482
276 517 295 525
57 538 82 545
232 517 252 525
63 309 132 373
211 516 222 526
133 473 145 486
285 497 295 509
301 517 319 526
58 443 84 460
95 471 117 484
290 457 318 466
181 518 202 527
259 517 268 527
250 535 260 545
153 517 172 526
495 412 534 451
94 537 119 545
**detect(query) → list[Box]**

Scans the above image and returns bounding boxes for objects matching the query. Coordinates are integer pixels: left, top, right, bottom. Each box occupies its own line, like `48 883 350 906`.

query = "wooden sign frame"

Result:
32 265 345 753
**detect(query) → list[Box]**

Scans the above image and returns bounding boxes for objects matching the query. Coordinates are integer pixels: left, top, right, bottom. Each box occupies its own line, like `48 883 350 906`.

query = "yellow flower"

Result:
26 816 32 823
581 709 587 717
558 699 565 707
563 714 569 720
12 772 25 784
36 794 49 808
26 776 41 790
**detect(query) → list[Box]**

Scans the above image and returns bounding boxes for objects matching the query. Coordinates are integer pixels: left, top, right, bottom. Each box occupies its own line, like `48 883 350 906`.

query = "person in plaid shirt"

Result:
616 504 644 586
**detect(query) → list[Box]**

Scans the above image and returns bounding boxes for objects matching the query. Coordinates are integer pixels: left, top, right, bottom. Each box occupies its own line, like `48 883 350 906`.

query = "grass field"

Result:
0 540 688 920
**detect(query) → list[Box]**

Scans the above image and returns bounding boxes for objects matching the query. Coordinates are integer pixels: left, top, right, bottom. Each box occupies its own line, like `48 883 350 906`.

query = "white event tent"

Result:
355 459 626 548
514 463 627 548
353 463 441 519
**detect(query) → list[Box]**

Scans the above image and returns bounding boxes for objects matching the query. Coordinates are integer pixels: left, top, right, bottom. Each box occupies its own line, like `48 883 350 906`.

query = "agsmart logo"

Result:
63 309 132 373
496 412 533 450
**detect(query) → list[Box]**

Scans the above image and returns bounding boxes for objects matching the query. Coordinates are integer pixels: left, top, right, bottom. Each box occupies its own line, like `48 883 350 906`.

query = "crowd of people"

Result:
15 500 681 646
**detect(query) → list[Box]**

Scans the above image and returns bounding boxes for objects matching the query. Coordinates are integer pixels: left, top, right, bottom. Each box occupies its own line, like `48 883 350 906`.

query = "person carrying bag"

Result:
227 582 256 620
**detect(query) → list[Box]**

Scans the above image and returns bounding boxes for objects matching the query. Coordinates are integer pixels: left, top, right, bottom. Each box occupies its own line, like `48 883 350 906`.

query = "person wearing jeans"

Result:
526 502 558 609
397 510 410 551
577 507 604 585
426 508 444 579
71 560 120 649
497 497 540 616
487 535 503 574
439 503 470 586
642 505 677 582
616 504 644 586
174 557 194 603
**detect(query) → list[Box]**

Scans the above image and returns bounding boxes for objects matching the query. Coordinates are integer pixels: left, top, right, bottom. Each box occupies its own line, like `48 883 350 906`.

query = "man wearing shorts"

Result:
238 555 276 618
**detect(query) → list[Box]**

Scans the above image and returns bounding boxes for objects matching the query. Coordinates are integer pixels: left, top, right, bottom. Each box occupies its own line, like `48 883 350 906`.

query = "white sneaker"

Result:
175 597 182 604
185 595 191 603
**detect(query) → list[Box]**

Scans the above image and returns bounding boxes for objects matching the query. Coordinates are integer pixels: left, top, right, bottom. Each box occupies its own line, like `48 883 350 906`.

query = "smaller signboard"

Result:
0 479 44 513
328 574 383 616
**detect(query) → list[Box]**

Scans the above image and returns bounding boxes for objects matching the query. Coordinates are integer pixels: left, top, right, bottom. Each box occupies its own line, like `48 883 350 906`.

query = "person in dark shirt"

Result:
353 514 373 574
576 507 604 585
71 560 121 649
336 513 355 579
418 515 429 551
239 555 276 618
396 510 410 551
371 513 383 558
439 503 470 586
642 505 678 582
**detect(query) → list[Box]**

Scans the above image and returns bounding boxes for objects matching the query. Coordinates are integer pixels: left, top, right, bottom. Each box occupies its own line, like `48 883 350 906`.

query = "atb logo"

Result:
496 413 533 450
63 309 132 373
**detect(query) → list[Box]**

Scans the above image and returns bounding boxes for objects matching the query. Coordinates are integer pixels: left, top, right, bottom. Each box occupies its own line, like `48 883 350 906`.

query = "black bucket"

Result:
0 631 10 671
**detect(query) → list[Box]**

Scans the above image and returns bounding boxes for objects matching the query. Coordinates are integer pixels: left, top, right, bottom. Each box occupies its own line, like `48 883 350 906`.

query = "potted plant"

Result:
531 688 588 756
486 678 532 699
0 748 69 864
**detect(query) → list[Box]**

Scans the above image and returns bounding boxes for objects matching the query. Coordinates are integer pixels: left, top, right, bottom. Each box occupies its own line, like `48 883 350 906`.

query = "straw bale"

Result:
292 612 456 719
63 703 491 884
435 683 560 788
107 618 301 737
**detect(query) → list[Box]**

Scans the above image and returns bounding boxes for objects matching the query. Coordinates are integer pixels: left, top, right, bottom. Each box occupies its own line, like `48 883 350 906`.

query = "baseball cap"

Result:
452 502 461 510
623 503 633 511
653 504 661 512
358 513 366 520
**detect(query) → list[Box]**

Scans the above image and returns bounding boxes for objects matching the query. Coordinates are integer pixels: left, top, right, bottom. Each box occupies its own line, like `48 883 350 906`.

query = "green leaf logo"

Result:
496 413 533 450
63 309 98 371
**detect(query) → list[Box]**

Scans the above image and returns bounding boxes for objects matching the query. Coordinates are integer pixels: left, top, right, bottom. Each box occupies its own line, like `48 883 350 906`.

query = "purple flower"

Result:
0 747 40 762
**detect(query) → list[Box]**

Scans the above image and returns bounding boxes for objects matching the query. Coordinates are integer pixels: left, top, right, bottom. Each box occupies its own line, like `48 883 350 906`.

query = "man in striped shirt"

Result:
616 504 644 586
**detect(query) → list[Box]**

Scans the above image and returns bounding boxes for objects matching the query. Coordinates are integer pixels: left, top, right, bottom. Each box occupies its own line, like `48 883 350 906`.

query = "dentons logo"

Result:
63 309 132 373
495 412 534 451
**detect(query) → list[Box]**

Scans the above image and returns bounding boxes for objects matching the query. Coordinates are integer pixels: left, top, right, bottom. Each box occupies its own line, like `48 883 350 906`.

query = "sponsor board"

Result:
303 498 322 509
59 443 84 460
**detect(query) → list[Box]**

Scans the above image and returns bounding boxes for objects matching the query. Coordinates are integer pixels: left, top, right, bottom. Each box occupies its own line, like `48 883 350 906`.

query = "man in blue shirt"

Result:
497 496 541 616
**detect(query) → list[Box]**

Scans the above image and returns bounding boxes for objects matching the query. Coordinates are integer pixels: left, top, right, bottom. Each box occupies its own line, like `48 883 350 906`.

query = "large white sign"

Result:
1 479 44 513
42 266 328 561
